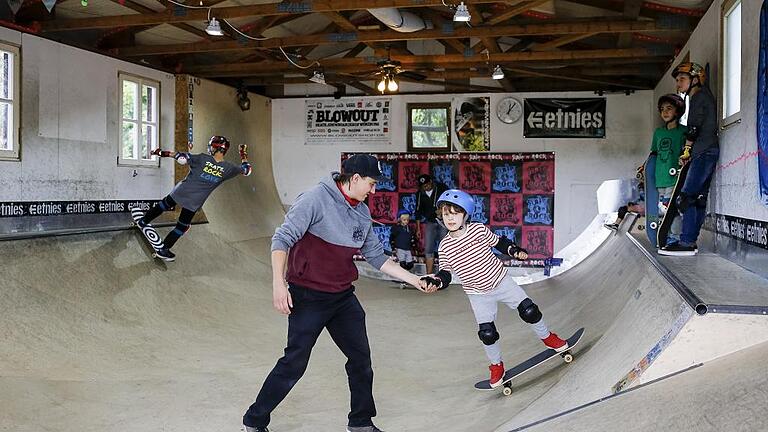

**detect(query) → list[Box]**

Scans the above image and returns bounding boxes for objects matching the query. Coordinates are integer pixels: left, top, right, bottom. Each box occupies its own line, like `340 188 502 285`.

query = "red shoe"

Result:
542 332 569 352
489 362 505 388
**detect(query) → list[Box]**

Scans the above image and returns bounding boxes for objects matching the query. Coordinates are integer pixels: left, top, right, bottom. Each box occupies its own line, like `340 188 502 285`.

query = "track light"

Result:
236 85 250 111
453 2 471 22
205 17 224 36
309 71 326 85
492 65 505 80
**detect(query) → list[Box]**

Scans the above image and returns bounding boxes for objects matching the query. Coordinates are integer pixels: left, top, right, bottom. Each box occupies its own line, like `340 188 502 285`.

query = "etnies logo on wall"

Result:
524 98 606 138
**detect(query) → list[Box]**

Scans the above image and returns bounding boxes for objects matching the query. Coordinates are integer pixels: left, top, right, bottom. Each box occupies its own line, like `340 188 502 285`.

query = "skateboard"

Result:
657 159 691 248
474 327 585 396
643 155 659 248
128 204 170 261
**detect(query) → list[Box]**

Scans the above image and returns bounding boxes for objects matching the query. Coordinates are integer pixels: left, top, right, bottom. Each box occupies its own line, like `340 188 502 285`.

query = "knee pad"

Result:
676 193 693 215
172 221 191 237
159 197 176 211
695 194 707 209
517 298 542 324
399 261 414 270
478 322 500 345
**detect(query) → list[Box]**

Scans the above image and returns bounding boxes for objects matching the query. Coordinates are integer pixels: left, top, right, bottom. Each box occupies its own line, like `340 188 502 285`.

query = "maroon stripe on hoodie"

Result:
286 231 360 293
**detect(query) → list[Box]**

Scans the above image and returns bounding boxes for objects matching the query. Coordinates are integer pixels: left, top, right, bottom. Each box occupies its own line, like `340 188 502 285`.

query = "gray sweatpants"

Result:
468 274 550 364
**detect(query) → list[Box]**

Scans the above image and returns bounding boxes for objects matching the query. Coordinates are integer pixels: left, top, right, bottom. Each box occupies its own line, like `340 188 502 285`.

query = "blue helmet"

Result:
396 209 411 218
436 189 475 216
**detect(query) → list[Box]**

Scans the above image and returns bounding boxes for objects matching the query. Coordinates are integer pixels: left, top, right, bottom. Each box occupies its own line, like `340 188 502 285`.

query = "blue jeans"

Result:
680 147 719 245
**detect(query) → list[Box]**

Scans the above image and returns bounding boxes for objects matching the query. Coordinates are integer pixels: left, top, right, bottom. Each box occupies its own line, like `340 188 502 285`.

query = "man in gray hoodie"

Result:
243 154 435 432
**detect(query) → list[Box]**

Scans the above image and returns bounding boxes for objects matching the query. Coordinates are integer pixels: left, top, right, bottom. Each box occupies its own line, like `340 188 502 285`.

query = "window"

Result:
119 73 159 165
721 0 741 125
407 103 450 152
0 42 20 160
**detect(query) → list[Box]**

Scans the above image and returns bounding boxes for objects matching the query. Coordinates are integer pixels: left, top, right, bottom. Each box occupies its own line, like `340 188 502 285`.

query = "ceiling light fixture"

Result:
492 65 505 80
387 76 399 92
377 77 387 93
309 71 326 85
236 84 251 111
205 17 224 36
453 2 471 22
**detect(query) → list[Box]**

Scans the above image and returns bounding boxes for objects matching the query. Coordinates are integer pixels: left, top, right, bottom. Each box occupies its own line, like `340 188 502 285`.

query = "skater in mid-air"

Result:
423 189 569 388
135 135 251 261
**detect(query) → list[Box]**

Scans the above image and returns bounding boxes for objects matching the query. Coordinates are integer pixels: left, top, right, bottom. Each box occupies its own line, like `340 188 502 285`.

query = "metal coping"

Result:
0 220 208 242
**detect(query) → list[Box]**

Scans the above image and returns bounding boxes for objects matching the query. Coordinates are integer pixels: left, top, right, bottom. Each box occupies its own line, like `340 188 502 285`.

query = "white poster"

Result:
451 96 490 152
305 98 392 145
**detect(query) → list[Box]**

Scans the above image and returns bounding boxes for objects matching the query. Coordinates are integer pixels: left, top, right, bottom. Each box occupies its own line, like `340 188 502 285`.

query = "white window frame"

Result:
118 72 160 166
720 0 742 128
0 42 20 161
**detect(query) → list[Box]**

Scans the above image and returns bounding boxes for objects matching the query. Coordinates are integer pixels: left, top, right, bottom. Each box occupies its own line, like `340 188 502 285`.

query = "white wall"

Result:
0 28 175 201
655 0 768 223
272 91 653 250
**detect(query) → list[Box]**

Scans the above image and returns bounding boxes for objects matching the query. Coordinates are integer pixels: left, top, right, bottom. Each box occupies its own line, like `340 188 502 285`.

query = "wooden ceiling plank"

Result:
531 32 600 51
487 0 551 26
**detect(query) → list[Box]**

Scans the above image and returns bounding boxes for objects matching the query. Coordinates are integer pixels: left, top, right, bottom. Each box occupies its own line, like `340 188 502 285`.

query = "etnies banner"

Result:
524 98 606 138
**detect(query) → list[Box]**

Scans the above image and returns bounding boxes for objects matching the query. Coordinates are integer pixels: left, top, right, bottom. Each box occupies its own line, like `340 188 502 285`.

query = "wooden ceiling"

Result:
1 0 710 96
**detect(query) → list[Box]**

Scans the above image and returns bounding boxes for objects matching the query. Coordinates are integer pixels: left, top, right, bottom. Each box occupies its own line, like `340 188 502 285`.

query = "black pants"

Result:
141 195 196 249
243 285 376 428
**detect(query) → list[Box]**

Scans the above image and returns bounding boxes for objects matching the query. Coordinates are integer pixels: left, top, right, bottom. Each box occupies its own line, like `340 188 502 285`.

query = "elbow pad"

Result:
685 126 699 142
494 236 516 255
174 153 189 165
241 162 252 176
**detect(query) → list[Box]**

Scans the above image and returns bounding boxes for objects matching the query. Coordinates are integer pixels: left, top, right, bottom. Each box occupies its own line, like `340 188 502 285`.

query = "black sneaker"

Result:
347 426 384 432
658 243 697 256
154 248 176 262
244 426 269 432
603 223 619 231
137 218 150 229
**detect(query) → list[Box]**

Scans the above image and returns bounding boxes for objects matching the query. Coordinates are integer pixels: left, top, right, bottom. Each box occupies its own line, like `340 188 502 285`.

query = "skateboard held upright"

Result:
657 160 690 248
643 156 659 248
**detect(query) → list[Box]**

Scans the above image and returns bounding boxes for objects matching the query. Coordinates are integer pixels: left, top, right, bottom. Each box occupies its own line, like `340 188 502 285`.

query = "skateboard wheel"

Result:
649 222 658 229
562 353 573 363
502 386 513 396
669 168 677 176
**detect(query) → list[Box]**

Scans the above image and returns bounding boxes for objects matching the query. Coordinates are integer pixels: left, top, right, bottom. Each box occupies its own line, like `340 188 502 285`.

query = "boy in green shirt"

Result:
649 93 687 246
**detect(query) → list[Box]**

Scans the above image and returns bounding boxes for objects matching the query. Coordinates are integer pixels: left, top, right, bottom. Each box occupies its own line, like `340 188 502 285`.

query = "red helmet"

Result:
657 93 686 119
208 135 230 155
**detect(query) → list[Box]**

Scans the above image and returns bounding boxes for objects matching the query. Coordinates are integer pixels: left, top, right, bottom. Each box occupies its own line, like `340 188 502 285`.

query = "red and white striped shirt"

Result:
438 223 506 294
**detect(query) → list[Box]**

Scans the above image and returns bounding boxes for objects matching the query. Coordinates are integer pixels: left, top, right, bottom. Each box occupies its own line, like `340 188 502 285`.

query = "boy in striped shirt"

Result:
425 189 568 388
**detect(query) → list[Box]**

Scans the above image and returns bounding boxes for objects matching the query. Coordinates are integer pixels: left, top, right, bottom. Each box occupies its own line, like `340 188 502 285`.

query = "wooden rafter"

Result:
487 0 551 26
38 0 508 32
184 47 658 76
114 19 671 57
531 32 600 50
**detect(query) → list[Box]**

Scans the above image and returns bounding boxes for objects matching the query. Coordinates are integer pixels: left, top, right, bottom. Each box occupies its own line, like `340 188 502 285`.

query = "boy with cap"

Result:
242 154 437 432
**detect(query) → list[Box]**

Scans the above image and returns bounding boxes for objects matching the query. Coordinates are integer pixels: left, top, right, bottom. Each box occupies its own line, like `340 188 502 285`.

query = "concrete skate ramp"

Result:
520 340 768 432
0 169 758 432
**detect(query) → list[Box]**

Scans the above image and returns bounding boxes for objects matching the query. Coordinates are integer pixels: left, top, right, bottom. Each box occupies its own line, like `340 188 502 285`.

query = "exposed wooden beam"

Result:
505 65 649 89
344 43 369 58
531 32 600 51
618 0 644 47
185 47 659 76
38 0 506 32
116 19 670 57
487 0 551 26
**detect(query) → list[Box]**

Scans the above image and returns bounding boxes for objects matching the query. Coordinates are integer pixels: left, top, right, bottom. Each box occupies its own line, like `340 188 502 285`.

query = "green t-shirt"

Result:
650 125 687 188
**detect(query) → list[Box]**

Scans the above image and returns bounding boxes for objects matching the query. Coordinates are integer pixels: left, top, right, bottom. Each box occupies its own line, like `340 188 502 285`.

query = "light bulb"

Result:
377 78 386 92
387 78 398 92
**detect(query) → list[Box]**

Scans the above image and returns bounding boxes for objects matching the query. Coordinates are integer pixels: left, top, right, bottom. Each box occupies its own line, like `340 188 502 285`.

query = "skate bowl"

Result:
2 148 768 432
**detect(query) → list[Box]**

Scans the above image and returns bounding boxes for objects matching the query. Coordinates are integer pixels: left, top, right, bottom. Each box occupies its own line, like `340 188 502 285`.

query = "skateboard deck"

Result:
128 204 168 260
644 155 659 248
657 160 690 248
474 327 585 396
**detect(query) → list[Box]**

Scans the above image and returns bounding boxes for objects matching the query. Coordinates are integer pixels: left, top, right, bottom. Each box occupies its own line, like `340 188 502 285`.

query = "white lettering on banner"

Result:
527 109 604 130
714 214 768 249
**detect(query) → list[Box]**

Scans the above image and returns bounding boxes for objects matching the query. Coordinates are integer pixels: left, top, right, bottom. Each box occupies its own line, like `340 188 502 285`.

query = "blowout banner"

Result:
305 98 392 145
342 152 556 264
